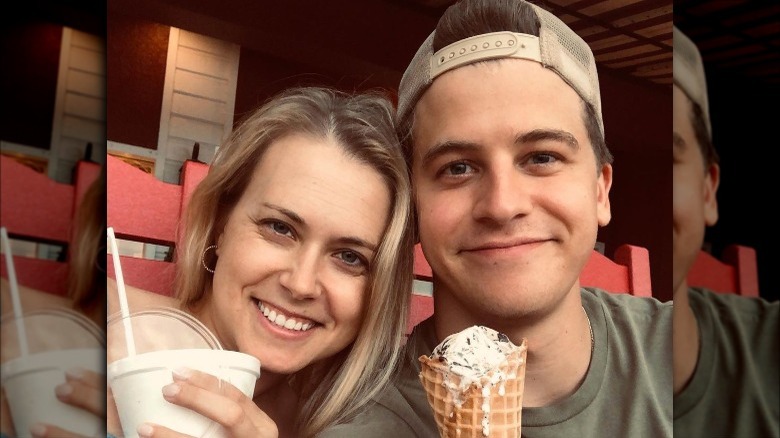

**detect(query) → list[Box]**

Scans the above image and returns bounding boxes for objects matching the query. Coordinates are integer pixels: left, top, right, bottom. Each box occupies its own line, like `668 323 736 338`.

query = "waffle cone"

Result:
419 339 527 438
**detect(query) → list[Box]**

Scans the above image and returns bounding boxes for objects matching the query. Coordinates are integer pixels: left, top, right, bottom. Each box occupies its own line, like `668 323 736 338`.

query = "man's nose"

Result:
472 165 532 224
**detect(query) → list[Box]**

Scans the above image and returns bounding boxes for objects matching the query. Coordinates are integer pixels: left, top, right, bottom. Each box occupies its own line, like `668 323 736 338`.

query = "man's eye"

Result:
445 162 472 175
530 154 558 165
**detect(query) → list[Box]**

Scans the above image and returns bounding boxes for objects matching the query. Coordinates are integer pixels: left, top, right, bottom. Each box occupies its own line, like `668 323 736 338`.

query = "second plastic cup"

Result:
107 348 261 438
1 347 105 438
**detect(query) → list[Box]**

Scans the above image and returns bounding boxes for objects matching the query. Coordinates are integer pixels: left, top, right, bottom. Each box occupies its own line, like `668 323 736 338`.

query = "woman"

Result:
107 86 414 437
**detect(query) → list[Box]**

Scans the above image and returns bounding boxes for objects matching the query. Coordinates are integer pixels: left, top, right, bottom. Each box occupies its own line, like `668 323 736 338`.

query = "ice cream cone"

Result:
419 339 527 438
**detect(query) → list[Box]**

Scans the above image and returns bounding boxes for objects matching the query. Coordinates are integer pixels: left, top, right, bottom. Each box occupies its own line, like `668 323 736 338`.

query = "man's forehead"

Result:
416 61 581 116
410 60 588 153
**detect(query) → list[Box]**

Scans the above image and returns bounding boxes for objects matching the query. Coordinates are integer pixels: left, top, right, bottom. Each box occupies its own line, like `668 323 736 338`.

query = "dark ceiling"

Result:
674 0 780 85
25 0 779 89
535 0 673 86
108 0 674 90
9 0 106 36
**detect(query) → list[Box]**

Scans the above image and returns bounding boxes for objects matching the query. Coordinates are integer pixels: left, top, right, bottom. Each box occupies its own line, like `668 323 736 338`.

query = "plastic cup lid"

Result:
107 307 222 365
108 349 260 377
0 308 105 364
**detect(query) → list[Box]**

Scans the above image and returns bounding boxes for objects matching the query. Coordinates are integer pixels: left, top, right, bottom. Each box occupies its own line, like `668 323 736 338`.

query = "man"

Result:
321 0 671 436
672 25 778 438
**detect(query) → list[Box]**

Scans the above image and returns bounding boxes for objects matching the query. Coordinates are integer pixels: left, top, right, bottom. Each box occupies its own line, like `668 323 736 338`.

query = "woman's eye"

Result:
338 251 364 266
270 221 292 236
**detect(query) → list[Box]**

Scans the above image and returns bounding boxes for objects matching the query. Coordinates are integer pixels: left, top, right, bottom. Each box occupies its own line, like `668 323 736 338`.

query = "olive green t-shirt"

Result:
319 288 673 437
673 287 779 438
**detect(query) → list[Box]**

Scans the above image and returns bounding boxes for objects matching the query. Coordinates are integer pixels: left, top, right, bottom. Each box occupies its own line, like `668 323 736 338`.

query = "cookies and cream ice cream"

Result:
419 325 527 437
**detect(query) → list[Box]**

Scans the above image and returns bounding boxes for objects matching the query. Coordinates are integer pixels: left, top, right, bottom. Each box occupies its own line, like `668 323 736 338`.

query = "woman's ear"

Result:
216 232 224 256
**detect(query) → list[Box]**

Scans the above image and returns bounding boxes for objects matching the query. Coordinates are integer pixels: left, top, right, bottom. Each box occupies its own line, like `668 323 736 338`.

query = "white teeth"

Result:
256 301 315 332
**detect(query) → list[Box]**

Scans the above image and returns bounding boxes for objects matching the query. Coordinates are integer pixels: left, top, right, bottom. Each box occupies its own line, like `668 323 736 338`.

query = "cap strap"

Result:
430 32 541 80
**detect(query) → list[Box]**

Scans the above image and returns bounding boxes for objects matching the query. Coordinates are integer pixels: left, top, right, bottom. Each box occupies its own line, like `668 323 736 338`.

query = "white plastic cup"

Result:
107 348 261 438
0 348 105 438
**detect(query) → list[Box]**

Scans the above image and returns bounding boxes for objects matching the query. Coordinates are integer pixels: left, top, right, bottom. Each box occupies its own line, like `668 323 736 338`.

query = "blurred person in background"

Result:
672 25 778 438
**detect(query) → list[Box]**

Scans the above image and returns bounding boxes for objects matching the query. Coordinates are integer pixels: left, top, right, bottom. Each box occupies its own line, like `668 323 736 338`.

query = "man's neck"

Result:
673 284 698 394
433 284 592 407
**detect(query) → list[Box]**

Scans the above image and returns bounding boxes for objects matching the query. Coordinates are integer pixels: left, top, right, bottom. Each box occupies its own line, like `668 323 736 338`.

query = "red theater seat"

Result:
687 245 758 297
106 155 208 297
0 155 100 296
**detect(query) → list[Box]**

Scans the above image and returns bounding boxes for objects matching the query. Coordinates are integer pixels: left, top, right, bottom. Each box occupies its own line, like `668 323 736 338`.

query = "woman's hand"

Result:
136 368 278 438
30 368 106 438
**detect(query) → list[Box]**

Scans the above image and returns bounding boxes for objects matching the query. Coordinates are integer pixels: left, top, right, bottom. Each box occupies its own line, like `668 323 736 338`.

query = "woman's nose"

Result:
278 248 321 300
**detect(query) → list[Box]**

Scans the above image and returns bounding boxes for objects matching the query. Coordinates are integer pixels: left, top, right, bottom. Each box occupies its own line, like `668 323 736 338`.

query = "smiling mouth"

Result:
255 299 316 332
464 239 552 253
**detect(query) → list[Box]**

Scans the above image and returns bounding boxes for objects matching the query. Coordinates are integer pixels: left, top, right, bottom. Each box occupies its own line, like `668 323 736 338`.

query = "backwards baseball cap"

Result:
672 25 710 138
397 0 603 137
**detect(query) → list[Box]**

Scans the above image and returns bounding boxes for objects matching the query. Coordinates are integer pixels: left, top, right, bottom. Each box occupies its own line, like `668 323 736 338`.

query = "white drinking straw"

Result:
0 227 29 356
107 227 136 356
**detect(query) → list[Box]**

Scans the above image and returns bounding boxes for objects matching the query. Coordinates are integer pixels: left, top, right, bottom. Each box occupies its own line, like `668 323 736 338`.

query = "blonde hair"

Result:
174 87 413 436
67 165 106 316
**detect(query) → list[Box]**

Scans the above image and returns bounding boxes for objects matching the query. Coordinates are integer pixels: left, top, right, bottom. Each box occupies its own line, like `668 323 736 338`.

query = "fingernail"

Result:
30 423 47 437
55 383 73 398
162 383 180 397
65 367 86 380
137 423 154 438
172 366 192 380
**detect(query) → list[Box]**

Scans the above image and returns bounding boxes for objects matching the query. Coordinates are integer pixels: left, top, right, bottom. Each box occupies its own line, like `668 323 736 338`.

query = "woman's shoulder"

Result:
1 278 73 316
107 277 179 316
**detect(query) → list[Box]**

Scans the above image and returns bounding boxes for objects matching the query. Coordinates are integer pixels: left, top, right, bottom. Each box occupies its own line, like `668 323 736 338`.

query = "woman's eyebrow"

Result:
263 202 305 226
334 237 377 252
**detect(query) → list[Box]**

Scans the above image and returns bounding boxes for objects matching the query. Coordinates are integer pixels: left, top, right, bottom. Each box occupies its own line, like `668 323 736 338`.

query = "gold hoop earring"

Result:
202 244 217 274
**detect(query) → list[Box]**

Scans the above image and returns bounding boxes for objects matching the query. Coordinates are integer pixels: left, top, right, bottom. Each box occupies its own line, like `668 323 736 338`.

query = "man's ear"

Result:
597 163 613 227
703 163 720 226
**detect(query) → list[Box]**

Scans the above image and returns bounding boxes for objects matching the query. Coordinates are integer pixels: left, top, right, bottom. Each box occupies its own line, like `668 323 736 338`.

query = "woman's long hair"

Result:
67 164 106 319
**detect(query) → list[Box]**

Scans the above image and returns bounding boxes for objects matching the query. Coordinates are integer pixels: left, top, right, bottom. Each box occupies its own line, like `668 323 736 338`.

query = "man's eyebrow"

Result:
418 129 579 168
516 129 579 150
419 140 480 168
